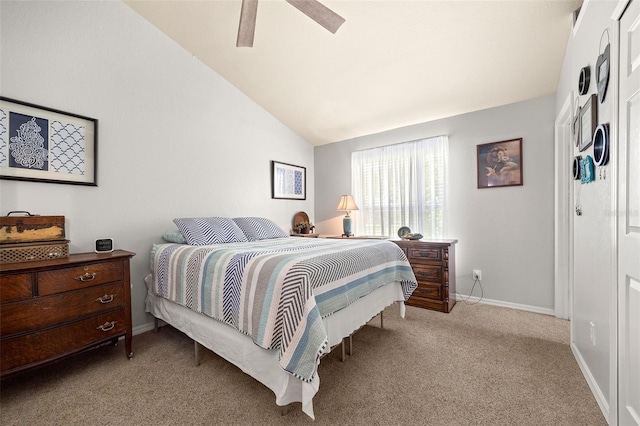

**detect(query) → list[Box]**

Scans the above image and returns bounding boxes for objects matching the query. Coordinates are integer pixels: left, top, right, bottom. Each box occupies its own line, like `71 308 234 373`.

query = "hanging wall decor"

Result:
578 66 591 95
596 29 611 103
593 123 610 166
572 101 581 147
573 156 582 180
271 160 306 200
579 94 598 152
0 97 97 186
580 155 595 184
477 138 523 189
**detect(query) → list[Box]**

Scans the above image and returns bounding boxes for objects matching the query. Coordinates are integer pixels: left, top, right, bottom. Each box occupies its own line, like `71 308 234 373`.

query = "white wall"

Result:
0 0 314 330
315 95 556 312
555 0 617 416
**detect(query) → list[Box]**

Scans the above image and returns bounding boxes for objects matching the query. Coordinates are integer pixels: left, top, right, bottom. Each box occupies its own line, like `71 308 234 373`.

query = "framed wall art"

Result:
0 97 97 186
579 94 597 152
477 138 523 189
271 160 306 200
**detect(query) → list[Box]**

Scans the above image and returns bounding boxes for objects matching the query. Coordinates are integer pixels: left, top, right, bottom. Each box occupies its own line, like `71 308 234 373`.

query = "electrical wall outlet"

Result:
473 269 482 281
590 321 596 345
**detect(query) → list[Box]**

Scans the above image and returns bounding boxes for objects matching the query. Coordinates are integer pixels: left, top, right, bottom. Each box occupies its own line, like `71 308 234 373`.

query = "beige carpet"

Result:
0 302 606 425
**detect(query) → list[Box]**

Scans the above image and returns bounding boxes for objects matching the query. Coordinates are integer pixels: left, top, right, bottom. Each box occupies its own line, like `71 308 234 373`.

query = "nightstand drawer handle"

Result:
75 272 97 282
95 294 115 304
97 321 117 332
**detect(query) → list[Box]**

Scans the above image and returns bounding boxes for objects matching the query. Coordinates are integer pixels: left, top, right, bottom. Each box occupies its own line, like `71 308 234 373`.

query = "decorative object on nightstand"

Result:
291 211 316 236
336 195 358 237
0 250 136 377
397 226 423 240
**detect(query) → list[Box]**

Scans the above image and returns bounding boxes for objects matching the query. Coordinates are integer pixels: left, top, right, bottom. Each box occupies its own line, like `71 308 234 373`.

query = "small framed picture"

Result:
0 97 97 186
572 104 581 147
579 94 597 152
477 138 523 189
271 160 306 200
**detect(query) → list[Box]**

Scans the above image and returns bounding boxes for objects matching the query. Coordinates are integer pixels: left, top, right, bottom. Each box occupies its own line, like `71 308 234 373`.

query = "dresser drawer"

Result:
412 265 442 283
38 261 124 296
0 273 33 302
410 282 442 300
1 309 126 374
1 282 125 337
407 247 442 262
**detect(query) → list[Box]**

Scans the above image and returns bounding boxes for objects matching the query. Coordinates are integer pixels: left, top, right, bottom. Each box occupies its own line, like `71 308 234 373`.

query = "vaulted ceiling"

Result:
124 0 581 145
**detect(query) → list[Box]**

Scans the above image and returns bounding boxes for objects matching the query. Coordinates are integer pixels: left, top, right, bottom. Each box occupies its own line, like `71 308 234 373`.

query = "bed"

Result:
145 217 417 419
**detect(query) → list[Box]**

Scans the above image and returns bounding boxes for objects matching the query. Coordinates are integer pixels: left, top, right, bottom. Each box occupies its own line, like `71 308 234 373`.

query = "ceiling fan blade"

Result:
237 0 259 47
285 0 345 34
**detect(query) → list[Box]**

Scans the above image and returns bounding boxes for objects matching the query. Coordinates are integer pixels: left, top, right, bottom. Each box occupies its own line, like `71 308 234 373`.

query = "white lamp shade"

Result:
336 195 358 212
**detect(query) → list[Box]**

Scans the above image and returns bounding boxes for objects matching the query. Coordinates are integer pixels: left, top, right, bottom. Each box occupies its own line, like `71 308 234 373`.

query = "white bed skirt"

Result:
144 275 405 419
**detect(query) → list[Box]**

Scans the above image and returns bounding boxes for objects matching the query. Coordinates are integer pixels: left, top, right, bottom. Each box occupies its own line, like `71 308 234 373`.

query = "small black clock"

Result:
578 66 590 95
95 238 114 253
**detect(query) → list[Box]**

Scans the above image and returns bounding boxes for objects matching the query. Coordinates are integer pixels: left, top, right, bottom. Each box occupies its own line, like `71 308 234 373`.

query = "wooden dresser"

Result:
392 239 457 313
0 250 135 377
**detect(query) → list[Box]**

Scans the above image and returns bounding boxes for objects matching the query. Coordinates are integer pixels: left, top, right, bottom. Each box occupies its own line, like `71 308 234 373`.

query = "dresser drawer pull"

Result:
97 321 117 332
75 272 97 282
95 294 115 304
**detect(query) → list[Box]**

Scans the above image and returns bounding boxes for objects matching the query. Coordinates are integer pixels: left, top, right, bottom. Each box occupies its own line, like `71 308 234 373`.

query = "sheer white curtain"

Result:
351 135 448 238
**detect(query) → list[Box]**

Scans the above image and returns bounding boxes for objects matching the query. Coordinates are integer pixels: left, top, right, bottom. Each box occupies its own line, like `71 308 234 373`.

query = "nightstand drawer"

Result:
0 273 33 303
1 282 125 336
412 265 442 283
38 261 124 295
411 283 442 300
0 309 126 373
407 247 441 262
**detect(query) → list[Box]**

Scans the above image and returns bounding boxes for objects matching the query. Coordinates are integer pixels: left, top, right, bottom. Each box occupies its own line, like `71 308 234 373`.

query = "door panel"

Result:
618 0 640 424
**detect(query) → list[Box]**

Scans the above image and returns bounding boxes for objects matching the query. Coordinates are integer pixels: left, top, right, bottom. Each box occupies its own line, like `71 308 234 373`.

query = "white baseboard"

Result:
133 322 156 336
571 342 610 422
454 293 555 316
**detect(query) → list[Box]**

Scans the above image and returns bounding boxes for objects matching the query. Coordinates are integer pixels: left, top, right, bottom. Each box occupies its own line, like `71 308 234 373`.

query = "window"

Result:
351 135 448 238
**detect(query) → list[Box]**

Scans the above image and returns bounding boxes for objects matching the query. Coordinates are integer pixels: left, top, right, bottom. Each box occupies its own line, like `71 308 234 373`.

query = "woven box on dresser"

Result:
0 212 68 264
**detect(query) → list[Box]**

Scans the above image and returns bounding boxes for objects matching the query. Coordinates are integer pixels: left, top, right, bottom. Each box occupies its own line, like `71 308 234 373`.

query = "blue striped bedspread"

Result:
150 237 417 382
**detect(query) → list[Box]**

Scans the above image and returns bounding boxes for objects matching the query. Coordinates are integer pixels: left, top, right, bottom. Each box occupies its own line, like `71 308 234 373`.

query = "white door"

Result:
618 0 640 424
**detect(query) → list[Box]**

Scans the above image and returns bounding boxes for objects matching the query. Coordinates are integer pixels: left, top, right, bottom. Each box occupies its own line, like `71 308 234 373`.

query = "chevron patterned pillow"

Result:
232 217 289 241
173 217 248 245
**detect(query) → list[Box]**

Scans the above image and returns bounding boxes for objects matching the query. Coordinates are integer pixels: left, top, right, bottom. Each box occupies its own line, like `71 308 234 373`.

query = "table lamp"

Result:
336 195 359 237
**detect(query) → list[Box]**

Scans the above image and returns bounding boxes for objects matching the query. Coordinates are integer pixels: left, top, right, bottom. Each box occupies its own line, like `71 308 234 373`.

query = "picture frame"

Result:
271 160 306 200
0 97 97 186
572 103 581 147
477 138 523 189
579 94 597 152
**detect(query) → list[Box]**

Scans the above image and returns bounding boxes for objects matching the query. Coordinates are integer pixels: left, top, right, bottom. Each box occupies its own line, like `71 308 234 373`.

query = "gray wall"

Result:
0 0 314 332
315 95 556 312
555 0 617 414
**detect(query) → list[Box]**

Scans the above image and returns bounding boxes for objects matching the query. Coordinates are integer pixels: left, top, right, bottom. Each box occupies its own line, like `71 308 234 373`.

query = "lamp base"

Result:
343 215 353 237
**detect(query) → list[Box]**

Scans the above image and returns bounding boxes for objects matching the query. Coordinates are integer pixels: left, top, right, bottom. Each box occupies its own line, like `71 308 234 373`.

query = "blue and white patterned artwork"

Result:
0 98 96 185
50 120 86 175
0 109 7 167
8 112 48 170
272 161 306 200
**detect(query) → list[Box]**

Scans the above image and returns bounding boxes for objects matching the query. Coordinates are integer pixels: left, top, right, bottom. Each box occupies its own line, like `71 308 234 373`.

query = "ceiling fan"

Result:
237 0 345 47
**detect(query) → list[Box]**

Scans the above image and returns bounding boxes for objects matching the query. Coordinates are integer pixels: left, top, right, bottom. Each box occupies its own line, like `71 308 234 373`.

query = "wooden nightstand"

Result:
0 250 135 377
392 239 457 313
291 233 319 238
